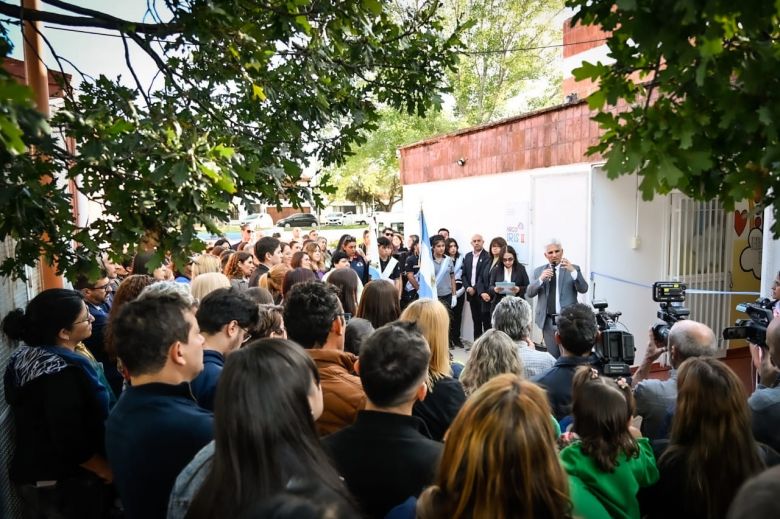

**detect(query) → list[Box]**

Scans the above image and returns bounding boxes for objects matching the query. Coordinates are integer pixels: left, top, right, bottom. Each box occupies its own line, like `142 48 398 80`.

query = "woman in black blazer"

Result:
488 245 529 312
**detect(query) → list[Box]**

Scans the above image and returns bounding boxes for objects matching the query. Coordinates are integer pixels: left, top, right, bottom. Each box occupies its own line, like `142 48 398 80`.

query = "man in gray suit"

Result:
526 239 588 357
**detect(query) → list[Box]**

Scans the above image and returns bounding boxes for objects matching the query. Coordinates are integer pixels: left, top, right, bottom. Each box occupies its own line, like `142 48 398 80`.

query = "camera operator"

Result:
748 318 780 454
631 320 716 440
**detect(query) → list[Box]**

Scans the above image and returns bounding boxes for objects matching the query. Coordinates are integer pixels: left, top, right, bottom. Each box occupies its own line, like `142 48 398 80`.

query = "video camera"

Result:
591 300 635 377
722 299 773 348
652 282 689 343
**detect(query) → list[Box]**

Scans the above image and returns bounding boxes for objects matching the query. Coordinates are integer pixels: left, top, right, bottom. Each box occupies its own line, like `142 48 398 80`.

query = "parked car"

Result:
276 213 318 228
324 212 345 225
240 213 274 228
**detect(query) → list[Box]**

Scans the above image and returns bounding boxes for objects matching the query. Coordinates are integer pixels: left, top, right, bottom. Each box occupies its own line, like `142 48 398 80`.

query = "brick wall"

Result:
400 101 603 185
562 18 610 59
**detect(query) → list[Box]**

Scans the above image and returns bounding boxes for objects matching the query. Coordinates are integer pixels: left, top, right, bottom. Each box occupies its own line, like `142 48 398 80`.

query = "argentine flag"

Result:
417 208 436 300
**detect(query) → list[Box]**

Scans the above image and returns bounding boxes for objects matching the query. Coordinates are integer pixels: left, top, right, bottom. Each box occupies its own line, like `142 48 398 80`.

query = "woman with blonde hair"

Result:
460 329 523 396
417 374 572 519
399 299 466 441
258 263 291 304
191 272 231 302
191 254 221 277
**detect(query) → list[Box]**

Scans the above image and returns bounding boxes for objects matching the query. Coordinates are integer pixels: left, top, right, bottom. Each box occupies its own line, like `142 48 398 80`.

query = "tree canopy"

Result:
567 0 780 235
446 0 563 125
0 0 464 279
328 107 457 212
327 0 562 213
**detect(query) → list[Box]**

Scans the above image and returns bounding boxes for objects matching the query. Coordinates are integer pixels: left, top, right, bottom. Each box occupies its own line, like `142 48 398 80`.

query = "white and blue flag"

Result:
417 208 436 300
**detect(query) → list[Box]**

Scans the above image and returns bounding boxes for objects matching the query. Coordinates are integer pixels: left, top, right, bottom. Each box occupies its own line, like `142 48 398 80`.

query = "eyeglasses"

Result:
502 257 514 262
384 232 394 237
90 283 111 291
72 313 94 325
240 326 253 344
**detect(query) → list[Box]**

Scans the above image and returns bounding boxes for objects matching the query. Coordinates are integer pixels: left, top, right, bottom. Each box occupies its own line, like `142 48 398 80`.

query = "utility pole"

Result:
22 0 62 289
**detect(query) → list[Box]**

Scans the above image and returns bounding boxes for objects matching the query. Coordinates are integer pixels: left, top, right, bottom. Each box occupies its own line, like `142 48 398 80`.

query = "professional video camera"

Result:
652 282 690 342
722 299 773 348
591 300 635 377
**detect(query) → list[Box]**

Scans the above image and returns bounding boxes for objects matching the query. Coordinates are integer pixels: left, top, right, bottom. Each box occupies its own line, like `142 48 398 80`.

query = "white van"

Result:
240 213 274 228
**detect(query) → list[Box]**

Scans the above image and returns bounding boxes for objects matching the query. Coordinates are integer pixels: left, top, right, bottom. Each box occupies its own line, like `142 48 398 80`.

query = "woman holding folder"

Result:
488 245 529 313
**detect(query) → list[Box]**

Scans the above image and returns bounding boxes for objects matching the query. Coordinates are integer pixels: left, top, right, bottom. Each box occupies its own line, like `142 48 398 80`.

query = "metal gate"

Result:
667 194 731 350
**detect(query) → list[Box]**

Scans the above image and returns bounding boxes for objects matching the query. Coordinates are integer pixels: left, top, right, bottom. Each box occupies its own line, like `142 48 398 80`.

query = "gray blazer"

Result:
526 263 588 329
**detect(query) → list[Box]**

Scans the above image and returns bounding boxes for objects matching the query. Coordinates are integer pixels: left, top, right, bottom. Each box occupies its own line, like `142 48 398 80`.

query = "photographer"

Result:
632 320 716 440
748 318 780 453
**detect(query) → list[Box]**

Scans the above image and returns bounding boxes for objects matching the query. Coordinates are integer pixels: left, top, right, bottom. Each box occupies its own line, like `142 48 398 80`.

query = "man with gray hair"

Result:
632 319 717 440
492 296 556 378
526 239 588 358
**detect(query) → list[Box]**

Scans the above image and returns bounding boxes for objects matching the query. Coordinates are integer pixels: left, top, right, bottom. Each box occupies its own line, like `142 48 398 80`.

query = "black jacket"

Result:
462 249 491 296
488 263 530 310
412 376 467 442
323 411 443 519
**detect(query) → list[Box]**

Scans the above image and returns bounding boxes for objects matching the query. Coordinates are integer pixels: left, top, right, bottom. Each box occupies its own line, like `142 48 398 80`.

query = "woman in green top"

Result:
560 367 659 519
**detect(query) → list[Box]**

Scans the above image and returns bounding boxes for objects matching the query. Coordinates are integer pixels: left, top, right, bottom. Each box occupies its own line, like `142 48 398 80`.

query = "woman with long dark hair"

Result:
171 339 352 518
488 244 529 313
479 236 507 319
356 280 401 329
326 267 361 318
2 289 114 518
417 374 571 518
640 358 772 519
445 238 466 347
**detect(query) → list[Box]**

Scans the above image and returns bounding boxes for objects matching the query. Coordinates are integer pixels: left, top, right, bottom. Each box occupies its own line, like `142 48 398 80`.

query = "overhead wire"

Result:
0 18 607 54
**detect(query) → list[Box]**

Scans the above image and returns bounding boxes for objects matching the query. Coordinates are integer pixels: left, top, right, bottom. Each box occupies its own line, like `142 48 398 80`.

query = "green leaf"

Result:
171 162 189 187
587 90 606 110
252 84 266 101
361 0 382 16
294 15 312 35
658 157 685 186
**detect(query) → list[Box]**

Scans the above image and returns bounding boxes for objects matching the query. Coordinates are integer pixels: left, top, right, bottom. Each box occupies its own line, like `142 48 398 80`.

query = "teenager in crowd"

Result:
355 280 400 330
401 235 421 311
3 289 114 519
258 263 291 305
191 272 231 302
399 299 466 442
417 375 572 518
444 238 465 348
170 339 352 519
304 241 327 279
326 267 361 318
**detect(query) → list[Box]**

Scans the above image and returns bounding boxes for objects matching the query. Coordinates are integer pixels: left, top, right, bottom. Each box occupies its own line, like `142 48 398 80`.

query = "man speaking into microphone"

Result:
526 239 588 358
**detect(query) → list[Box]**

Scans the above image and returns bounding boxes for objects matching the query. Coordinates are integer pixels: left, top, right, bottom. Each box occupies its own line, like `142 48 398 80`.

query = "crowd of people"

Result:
2 226 780 519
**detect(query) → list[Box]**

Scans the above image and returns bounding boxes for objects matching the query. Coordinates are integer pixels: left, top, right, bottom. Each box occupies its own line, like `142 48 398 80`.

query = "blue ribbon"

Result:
589 271 760 297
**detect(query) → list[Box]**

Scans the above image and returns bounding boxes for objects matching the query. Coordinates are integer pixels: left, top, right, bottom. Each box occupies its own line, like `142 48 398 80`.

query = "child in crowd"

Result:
560 367 658 519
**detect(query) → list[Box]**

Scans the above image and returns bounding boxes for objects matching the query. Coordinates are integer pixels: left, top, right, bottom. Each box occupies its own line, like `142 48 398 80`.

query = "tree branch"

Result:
0 1 181 36
120 32 152 107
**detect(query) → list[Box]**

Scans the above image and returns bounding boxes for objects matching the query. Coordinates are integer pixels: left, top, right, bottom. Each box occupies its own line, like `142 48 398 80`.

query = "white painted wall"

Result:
589 168 671 361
